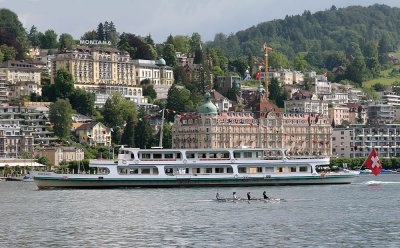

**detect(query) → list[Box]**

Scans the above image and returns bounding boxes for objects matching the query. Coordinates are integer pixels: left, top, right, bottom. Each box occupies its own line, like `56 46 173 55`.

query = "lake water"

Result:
0 174 399 248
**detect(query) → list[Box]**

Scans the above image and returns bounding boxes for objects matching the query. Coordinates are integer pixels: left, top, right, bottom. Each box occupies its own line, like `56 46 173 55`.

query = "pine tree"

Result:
121 115 135 147
96 23 105 41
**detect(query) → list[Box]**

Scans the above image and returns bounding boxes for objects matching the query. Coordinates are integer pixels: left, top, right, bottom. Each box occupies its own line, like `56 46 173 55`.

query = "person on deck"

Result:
263 191 270 200
247 192 251 200
233 192 239 200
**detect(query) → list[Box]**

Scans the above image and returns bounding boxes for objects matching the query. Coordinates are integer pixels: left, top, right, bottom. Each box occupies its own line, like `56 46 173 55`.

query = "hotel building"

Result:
51 46 136 92
172 91 332 156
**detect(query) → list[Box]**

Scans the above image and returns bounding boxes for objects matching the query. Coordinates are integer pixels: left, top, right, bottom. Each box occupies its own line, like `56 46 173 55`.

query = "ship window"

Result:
206 168 212 173
215 168 224 173
192 168 200 174
165 153 174 159
141 153 151 159
141 168 150 174
186 152 195 159
153 153 162 159
277 167 284 173
299 166 308 172
130 169 138 174
153 168 159 174
238 167 246 173
243 152 252 158
131 153 135 159
234 152 241 158
290 167 296 172
265 167 274 172
227 167 233 173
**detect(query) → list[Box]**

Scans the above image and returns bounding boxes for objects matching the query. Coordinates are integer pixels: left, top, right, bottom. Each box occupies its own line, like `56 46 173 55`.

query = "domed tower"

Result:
156 58 166 66
198 92 218 115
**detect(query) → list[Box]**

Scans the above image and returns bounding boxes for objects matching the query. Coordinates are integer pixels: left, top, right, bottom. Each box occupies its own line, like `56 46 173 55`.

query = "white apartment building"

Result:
314 81 331 95
133 59 174 99
284 94 329 116
350 124 400 158
0 61 41 85
321 93 349 105
377 91 400 106
94 85 149 108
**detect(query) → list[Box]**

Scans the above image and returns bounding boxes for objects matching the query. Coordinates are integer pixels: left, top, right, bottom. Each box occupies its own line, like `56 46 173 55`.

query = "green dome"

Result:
157 58 166 66
198 92 218 114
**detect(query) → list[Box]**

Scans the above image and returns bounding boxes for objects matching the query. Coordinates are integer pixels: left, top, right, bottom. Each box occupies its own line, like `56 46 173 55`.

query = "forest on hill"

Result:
208 4 400 59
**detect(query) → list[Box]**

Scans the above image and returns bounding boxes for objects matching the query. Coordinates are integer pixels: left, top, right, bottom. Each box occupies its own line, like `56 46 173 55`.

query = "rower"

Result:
233 192 239 200
247 192 251 200
216 193 220 200
263 191 270 200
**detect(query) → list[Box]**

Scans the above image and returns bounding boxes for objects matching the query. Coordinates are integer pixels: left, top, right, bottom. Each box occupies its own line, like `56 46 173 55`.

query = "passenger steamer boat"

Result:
31 147 359 189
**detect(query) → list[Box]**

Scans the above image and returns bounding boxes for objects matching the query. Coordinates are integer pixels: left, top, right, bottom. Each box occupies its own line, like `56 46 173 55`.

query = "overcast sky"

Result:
2 0 400 43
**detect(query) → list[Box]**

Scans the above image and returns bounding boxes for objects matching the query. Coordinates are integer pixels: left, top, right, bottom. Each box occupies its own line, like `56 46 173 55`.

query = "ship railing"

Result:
139 158 178 161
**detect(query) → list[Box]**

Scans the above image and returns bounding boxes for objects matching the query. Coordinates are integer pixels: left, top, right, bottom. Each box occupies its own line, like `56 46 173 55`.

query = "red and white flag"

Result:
363 147 382 176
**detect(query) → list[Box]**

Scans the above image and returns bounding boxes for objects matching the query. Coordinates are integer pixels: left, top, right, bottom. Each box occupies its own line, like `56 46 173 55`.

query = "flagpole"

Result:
159 108 165 148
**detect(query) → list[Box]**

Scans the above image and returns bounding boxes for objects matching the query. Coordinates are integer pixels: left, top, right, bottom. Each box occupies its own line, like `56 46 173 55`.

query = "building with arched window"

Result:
172 91 332 156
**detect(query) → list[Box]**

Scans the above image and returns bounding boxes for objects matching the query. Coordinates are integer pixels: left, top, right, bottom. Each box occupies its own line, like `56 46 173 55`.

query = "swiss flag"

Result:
363 147 382 176
255 71 261 80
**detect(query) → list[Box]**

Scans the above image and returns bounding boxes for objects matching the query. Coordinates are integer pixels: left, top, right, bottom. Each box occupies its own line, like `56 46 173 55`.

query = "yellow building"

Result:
75 121 111 146
172 93 332 156
51 46 136 92
41 146 84 166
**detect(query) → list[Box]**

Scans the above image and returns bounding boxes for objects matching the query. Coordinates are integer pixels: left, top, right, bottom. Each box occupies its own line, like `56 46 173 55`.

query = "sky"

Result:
2 0 400 43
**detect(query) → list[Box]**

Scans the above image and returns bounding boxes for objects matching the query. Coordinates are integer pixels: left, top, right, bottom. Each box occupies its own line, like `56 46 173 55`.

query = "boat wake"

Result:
365 181 400 186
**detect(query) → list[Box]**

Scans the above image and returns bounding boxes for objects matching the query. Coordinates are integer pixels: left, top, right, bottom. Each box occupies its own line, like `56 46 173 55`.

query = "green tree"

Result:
0 50 3 62
293 53 308 72
269 51 290 69
102 93 137 144
0 9 30 59
325 51 347 70
54 69 75 99
140 79 157 101
166 85 194 119
134 108 153 149
0 44 16 61
173 35 190 53
49 99 73 139
81 30 97 40
118 33 155 60
28 25 41 47
363 40 380 76
40 29 58 49
59 33 75 49
345 43 367 85
96 23 105 41
173 66 189 85
37 156 51 167
162 44 177 67
69 89 95 116
121 115 135 147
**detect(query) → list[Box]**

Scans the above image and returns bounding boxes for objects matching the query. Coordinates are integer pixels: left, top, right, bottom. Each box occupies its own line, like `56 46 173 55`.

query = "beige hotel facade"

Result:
172 93 333 156
51 46 173 99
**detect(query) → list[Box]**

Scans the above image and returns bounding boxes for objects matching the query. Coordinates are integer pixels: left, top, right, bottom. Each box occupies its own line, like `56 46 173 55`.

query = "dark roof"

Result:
75 121 104 131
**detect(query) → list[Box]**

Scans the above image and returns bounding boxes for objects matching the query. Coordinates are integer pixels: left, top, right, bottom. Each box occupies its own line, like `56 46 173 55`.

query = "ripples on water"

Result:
0 175 399 247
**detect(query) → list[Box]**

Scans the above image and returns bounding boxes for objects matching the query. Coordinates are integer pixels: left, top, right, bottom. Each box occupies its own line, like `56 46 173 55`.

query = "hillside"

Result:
208 4 400 59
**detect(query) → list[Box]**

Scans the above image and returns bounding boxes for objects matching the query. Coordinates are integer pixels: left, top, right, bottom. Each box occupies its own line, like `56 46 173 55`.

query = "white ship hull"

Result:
31 171 359 189
32 147 359 189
